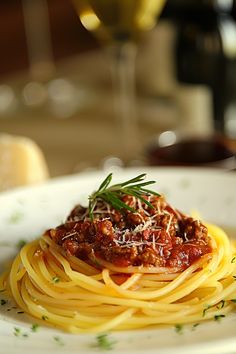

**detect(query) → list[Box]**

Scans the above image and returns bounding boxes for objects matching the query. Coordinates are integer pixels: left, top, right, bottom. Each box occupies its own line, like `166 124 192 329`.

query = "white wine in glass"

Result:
73 0 166 161
74 0 166 43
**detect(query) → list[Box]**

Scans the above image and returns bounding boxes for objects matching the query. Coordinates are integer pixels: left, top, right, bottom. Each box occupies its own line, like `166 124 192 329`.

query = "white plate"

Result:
0 167 236 354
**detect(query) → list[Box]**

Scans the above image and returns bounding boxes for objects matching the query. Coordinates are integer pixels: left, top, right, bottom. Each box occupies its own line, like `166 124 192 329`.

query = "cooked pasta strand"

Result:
1 224 236 333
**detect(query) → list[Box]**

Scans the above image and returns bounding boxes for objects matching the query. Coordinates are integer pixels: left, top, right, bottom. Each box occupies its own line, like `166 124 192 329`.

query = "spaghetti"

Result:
1 174 236 333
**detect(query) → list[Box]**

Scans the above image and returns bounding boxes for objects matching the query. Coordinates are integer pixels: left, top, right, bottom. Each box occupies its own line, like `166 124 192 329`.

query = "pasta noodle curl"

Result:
1 223 236 333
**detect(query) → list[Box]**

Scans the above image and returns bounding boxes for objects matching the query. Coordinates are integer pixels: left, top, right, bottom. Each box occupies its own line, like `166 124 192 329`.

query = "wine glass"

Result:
72 0 166 163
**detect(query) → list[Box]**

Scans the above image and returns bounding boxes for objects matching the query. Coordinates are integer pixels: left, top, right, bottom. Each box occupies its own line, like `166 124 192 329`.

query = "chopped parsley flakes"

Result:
202 305 211 317
216 300 225 309
53 336 65 346
52 276 60 284
174 324 183 334
0 299 7 306
31 323 40 332
17 239 27 249
13 327 28 338
192 323 200 330
9 211 24 224
93 333 116 351
214 314 225 322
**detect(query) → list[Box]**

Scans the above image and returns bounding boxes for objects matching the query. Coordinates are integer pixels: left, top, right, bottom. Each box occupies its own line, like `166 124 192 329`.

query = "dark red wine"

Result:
147 138 236 168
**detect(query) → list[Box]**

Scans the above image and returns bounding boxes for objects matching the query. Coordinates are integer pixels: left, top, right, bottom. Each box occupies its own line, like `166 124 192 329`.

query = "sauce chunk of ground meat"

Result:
46 195 211 270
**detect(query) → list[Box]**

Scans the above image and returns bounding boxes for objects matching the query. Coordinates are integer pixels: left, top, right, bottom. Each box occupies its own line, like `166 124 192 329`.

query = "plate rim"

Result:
0 166 236 354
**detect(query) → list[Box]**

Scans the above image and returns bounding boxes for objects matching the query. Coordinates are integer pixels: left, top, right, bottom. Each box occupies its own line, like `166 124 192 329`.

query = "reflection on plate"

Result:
0 167 235 354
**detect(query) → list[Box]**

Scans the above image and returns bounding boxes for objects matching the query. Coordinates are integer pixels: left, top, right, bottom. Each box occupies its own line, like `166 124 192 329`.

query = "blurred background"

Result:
1 0 236 182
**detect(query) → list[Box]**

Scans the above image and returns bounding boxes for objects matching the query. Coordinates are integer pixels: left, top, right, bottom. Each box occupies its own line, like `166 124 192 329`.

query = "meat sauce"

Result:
46 194 211 271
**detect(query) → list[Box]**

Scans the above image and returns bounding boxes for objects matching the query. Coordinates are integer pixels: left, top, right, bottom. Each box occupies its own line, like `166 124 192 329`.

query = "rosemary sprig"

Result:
88 173 160 220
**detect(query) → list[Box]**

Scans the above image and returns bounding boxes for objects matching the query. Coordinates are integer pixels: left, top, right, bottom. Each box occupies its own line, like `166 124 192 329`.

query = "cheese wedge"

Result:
0 134 49 191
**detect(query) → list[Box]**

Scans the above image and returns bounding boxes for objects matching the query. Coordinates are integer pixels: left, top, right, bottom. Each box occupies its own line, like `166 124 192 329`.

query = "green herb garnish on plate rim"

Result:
31 323 40 332
93 333 116 351
53 336 65 346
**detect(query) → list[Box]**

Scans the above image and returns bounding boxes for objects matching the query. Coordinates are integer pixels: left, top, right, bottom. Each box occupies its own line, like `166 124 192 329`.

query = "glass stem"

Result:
22 0 55 81
108 42 139 162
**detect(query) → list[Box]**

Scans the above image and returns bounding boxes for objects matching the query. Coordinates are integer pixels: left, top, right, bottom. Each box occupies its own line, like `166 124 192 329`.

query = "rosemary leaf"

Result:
119 174 147 186
88 173 159 220
98 173 113 192
140 187 160 196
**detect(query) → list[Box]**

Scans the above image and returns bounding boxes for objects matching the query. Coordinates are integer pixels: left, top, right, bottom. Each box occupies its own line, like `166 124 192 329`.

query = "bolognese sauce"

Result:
46 194 211 271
